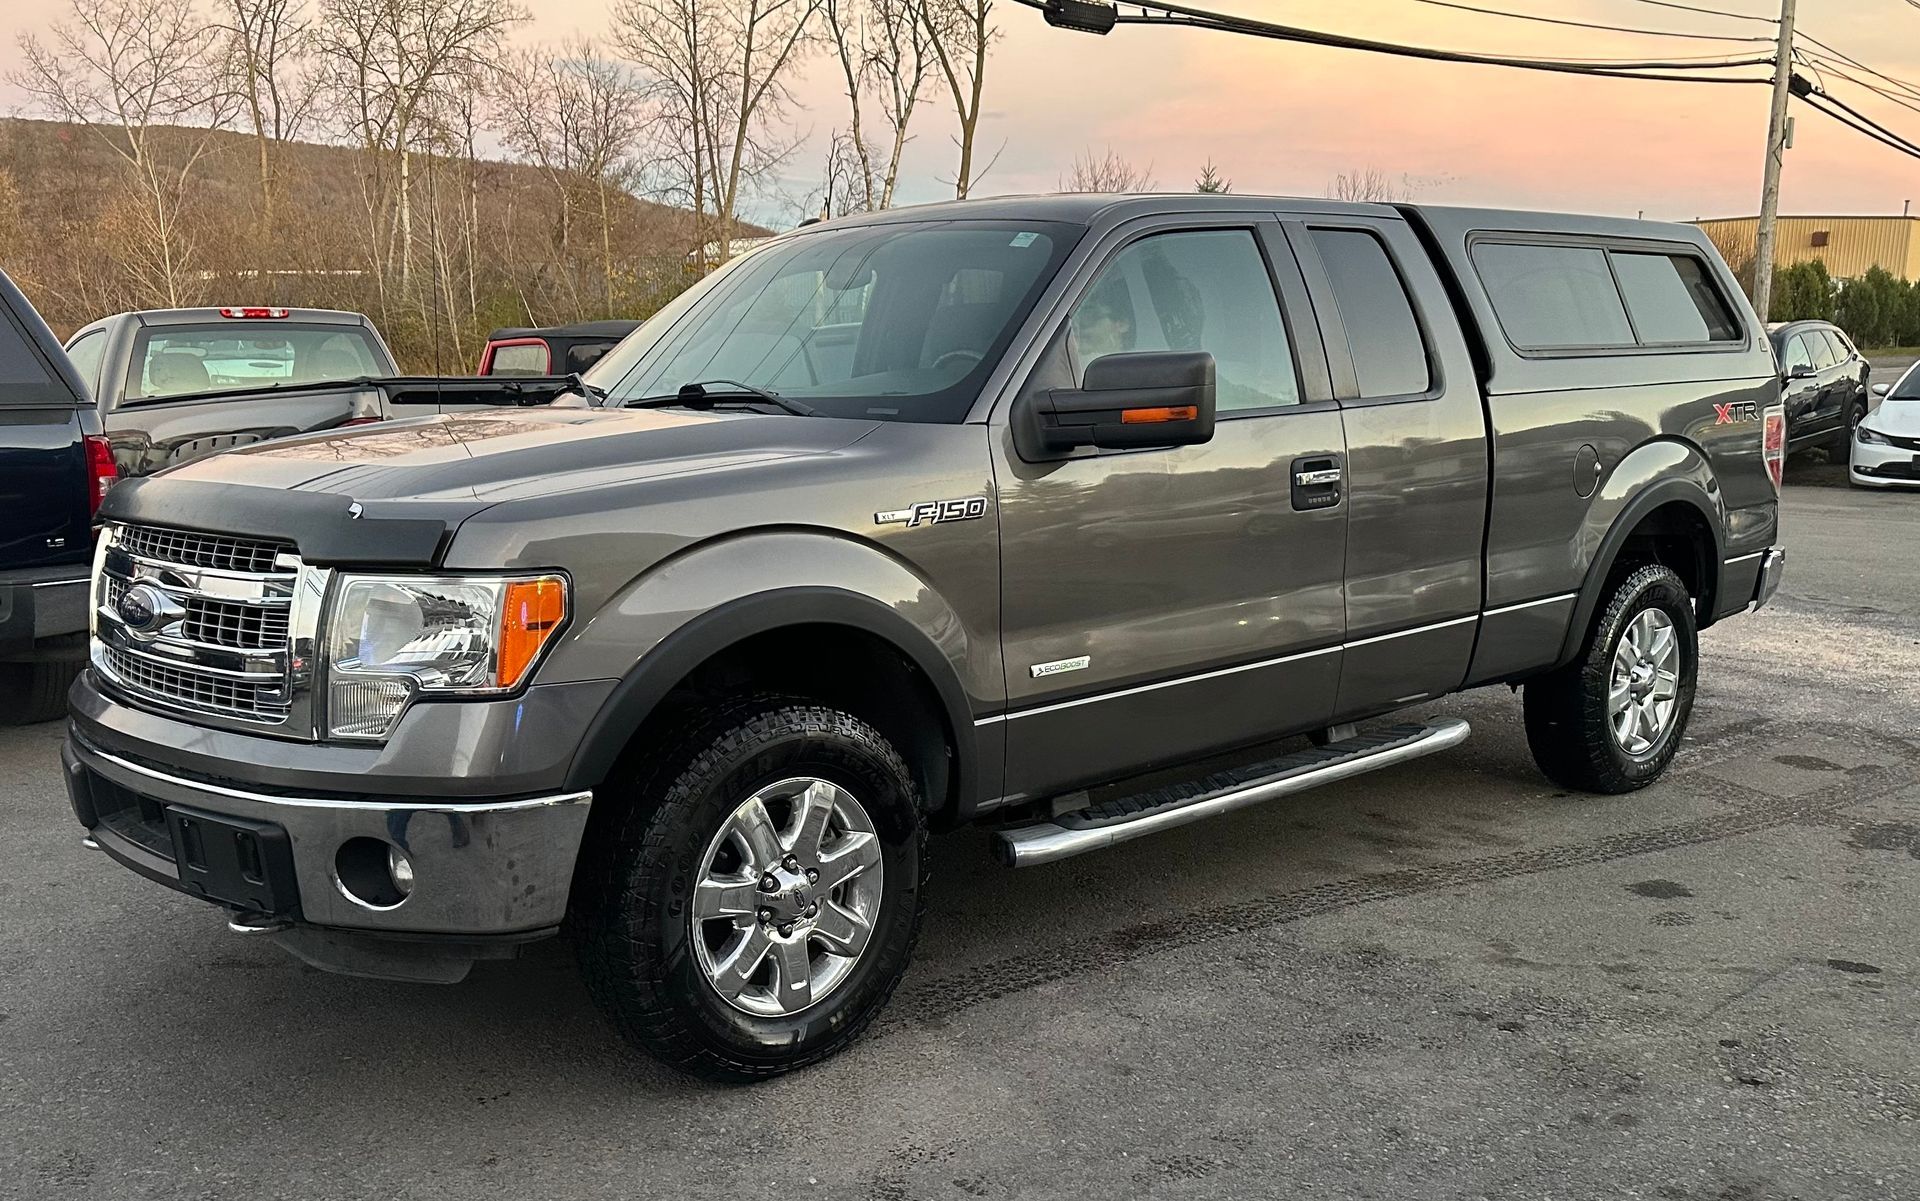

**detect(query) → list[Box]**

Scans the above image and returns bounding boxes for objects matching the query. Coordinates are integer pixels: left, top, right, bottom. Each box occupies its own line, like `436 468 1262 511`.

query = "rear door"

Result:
992 213 1348 801
1284 216 1489 719
0 279 93 571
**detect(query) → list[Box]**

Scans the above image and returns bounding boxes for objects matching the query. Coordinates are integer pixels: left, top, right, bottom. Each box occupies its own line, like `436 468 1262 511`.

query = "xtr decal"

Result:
876 496 989 528
1714 401 1760 425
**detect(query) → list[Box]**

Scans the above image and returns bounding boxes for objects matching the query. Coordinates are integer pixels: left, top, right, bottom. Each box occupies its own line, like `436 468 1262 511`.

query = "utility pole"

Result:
1751 0 1798 324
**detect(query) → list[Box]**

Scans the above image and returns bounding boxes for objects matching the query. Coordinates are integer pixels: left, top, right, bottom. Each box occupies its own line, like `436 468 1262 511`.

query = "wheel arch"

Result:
562 586 984 827
1556 448 1727 669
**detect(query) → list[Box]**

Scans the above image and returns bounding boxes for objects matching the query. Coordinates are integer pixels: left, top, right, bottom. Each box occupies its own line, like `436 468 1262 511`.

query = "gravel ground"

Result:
1 484 1916 1201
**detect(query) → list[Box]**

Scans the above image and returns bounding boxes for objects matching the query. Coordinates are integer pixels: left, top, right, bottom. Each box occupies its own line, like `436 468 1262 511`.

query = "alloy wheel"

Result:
1608 608 1681 757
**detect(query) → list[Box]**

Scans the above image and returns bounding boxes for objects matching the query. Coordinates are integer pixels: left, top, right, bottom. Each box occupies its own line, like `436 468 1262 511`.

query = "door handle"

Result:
1291 456 1342 511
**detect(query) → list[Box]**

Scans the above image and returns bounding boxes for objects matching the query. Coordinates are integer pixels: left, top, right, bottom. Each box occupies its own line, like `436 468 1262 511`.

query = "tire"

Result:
0 659 82 725
1831 399 1867 457
1523 564 1698 794
575 697 928 1081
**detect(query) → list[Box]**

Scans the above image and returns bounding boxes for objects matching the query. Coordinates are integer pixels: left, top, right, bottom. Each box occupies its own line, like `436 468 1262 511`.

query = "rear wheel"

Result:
575 698 928 1080
1524 564 1698 794
0 659 82 725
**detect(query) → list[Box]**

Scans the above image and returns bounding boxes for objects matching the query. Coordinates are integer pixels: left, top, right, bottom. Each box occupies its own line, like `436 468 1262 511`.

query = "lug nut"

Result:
783 855 799 870
806 868 818 882
806 903 818 918
779 923 794 937
758 909 773 923
760 874 778 891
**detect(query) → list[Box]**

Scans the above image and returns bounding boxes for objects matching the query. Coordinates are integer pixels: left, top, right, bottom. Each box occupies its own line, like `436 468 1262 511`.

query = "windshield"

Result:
591 220 1079 422
124 322 387 401
1890 365 1920 401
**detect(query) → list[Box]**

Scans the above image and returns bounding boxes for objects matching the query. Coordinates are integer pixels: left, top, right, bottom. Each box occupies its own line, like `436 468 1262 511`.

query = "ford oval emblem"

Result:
117 582 182 637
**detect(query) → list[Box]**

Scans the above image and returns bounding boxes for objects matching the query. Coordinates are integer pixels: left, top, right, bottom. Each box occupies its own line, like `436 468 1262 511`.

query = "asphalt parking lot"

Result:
3 483 1916 1201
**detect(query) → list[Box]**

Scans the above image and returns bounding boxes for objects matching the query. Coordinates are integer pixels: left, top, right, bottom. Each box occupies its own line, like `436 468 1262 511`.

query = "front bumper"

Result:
1850 437 1920 486
64 728 593 941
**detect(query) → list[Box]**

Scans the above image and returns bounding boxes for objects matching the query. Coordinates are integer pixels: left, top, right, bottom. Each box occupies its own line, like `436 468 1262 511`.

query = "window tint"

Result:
1070 229 1299 412
0 306 55 388
1782 334 1813 373
1819 329 1851 364
488 342 549 376
1806 330 1838 370
1312 228 1431 396
1610 252 1740 344
1473 243 1634 350
63 329 106 397
125 323 385 400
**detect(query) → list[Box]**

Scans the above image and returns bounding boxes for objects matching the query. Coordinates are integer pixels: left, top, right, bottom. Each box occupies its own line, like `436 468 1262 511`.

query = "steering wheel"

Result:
932 349 984 373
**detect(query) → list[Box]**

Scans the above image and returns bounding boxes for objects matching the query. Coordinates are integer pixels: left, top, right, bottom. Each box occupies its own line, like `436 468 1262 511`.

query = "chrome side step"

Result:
992 718 1471 868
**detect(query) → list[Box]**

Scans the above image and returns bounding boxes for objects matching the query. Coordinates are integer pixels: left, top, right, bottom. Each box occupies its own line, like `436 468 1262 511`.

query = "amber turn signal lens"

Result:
1120 405 1198 424
498 576 567 688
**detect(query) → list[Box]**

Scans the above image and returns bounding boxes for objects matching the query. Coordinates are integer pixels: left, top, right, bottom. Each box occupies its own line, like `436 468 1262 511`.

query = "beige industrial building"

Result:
1692 214 1920 281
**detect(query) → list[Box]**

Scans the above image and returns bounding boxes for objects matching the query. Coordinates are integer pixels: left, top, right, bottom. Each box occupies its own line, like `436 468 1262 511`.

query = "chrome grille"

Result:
115 525 293 574
92 523 307 729
102 644 286 720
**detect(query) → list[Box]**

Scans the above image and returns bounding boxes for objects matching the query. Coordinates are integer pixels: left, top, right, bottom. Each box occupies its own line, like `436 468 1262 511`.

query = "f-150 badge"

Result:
876 496 989 527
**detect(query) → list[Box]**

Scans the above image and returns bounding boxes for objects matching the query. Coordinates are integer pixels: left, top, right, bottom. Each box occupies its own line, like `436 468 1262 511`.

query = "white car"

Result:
1851 366 1920 489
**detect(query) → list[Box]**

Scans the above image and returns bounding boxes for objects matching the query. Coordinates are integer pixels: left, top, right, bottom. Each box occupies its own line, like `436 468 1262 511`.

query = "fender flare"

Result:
1555 475 1726 668
561 585 981 813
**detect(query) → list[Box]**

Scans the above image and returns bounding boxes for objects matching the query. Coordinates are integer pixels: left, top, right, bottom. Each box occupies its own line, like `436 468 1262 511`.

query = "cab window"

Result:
1067 229 1300 412
1782 334 1814 374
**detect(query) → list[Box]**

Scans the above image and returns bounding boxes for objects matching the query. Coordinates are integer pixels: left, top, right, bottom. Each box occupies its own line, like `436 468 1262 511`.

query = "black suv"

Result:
1768 319 1871 455
0 270 116 722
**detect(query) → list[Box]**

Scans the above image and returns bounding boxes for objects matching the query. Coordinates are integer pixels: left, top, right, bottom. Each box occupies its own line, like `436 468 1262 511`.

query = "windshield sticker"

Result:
1009 231 1040 248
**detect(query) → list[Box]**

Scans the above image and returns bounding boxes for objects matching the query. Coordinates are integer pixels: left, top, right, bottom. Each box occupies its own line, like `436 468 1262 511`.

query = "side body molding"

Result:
1555 439 1727 669
556 531 1001 816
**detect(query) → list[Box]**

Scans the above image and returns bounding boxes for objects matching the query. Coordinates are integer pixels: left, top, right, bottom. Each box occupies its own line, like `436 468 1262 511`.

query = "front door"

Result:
991 217 1348 804
1780 332 1823 444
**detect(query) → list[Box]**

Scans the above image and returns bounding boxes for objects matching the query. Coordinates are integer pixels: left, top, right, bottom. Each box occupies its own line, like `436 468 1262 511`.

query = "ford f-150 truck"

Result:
65 195 1786 1079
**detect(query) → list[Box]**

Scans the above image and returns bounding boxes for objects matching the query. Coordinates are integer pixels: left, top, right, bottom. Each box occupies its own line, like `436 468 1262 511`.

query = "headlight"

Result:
324 573 567 739
1857 424 1891 445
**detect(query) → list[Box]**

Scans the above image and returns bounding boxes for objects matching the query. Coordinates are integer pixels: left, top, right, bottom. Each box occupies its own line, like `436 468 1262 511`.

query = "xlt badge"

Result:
876 496 988 528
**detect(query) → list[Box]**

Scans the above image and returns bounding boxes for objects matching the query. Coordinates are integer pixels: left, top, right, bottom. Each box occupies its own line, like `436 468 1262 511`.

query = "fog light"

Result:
388 846 415 897
334 837 412 909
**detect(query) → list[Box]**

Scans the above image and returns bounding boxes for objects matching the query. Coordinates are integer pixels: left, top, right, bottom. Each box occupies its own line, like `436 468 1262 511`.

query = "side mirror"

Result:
1873 382 1891 397
1786 364 1815 381
1016 350 1216 457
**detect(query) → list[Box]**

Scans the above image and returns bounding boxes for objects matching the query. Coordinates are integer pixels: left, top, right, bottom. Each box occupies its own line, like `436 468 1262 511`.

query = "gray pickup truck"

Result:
64 196 1786 1079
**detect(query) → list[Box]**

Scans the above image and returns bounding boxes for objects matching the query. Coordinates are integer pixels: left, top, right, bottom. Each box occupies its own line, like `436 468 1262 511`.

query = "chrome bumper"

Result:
1750 547 1786 611
65 731 592 937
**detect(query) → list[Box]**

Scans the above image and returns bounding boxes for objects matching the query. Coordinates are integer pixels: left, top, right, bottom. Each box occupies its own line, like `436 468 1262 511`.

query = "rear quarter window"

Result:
1610 252 1740 344
488 342 551 375
0 300 68 407
1311 228 1431 397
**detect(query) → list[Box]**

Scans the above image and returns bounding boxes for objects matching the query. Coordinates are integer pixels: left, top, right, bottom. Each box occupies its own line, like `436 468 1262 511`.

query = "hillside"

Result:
0 117 763 364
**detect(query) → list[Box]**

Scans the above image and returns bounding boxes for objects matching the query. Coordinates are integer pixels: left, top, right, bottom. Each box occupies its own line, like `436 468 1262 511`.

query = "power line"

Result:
1807 84 1920 157
1800 91 1920 160
1043 0 1778 82
1403 0 1776 43
1798 54 1920 118
1796 30 1920 101
1615 0 1777 25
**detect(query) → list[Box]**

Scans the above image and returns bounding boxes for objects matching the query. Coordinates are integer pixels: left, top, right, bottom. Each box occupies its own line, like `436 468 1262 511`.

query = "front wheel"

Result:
575 699 928 1080
1524 564 1698 794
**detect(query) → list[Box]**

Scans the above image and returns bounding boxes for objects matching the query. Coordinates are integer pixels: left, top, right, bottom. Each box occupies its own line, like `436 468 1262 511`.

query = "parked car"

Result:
0 269 116 723
1766 319 1871 457
477 320 640 377
65 196 1785 1079
1852 364 1920 487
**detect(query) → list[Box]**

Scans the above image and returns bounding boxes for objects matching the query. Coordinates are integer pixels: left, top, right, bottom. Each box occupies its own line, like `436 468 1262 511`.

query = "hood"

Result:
99 407 879 566
1864 398 1920 439
148 406 878 500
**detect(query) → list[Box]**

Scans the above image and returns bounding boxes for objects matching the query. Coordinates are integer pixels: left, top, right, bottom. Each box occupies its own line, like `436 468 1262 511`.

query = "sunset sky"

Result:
3 0 1917 227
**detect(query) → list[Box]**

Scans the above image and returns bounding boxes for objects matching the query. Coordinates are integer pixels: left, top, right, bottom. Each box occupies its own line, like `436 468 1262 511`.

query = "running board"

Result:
991 718 1471 868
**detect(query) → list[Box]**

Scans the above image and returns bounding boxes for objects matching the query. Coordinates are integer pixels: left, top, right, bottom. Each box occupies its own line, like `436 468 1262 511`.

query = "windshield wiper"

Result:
627 379 817 418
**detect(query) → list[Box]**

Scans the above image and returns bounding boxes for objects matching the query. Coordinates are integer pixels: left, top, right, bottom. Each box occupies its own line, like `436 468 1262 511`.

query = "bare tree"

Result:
822 0 877 211
616 0 818 267
219 0 317 239
1061 145 1155 194
868 0 933 208
12 0 240 307
1326 167 1415 203
313 0 525 290
919 0 995 200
